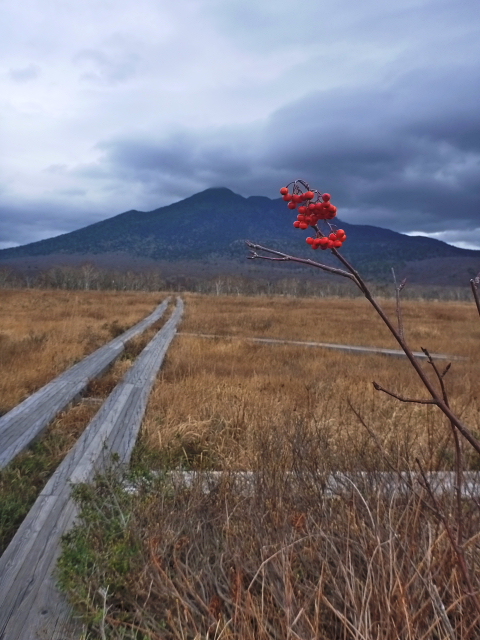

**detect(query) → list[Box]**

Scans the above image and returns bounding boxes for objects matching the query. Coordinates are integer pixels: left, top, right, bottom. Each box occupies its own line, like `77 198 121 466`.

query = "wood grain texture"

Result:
0 297 170 469
0 297 183 640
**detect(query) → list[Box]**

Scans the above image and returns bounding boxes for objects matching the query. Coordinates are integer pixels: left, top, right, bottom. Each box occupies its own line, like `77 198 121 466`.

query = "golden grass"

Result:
0 289 165 413
142 292 480 471
0 315 170 555
50 289 480 639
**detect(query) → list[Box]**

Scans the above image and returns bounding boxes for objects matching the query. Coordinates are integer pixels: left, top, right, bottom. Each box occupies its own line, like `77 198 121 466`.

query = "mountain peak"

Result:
0 187 478 286
181 186 244 205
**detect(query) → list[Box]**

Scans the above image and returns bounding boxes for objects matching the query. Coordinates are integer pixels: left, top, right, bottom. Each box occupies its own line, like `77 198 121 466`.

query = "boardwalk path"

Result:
0 298 183 640
179 332 466 361
0 297 170 469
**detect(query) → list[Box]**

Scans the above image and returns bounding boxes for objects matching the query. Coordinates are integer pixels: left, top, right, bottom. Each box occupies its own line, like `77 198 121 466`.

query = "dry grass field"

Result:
52 289 480 640
141 293 480 472
0 289 166 554
2 288 480 638
0 289 164 414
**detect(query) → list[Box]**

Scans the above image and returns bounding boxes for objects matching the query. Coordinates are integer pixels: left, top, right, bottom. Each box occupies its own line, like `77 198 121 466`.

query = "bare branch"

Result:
329 249 480 455
245 242 359 283
416 459 480 615
247 234 480 456
442 362 452 378
372 381 438 405
421 348 464 546
471 272 480 318
391 268 405 341
422 348 450 405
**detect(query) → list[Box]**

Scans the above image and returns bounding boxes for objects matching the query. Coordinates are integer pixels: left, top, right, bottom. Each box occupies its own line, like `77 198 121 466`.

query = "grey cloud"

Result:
72 48 139 84
8 64 41 82
407 228 480 251
44 164 68 174
0 203 105 247
56 188 88 197
96 128 257 200
93 62 480 241
258 68 480 233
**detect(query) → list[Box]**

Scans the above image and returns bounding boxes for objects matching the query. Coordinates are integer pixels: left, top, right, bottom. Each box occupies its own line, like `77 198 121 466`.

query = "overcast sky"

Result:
1 0 480 250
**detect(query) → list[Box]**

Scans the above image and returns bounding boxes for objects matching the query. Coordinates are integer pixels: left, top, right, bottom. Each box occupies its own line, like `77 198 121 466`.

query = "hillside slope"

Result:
1 188 479 283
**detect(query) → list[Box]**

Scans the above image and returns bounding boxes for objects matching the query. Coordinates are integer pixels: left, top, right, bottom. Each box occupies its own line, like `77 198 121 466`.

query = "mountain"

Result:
1 187 479 284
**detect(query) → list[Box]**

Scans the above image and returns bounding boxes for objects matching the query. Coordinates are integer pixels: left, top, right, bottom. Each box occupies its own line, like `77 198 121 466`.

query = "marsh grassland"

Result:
141 293 480 471
2 289 480 638
0 289 164 414
0 289 165 553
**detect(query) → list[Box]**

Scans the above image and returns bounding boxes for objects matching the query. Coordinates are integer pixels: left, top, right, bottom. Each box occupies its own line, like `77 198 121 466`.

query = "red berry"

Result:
318 237 329 248
322 193 331 202
280 187 289 195
293 221 300 228
288 202 297 209
298 206 307 214
299 222 308 230
304 190 314 200
306 236 314 244
336 229 345 237
329 233 337 241
333 240 343 248
283 194 292 201
292 194 303 203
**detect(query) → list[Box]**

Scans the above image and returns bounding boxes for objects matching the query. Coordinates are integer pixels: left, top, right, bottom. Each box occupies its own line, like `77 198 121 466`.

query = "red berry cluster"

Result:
306 230 347 250
280 181 347 250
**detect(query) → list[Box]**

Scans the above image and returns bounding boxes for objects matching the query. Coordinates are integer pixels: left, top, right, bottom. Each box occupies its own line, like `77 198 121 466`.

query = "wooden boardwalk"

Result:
178 332 466 361
0 297 170 469
0 297 184 640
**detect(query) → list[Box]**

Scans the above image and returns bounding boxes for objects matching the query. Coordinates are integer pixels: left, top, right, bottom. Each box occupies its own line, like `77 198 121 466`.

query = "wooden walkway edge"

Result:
178 332 466 361
0 297 171 469
0 297 184 640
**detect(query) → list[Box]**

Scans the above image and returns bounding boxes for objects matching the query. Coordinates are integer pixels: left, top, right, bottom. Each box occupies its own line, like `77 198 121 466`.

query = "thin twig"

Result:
416 459 480 616
247 240 480 454
392 268 406 341
423 347 464 548
471 273 480 318
245 242 359 283
372 382 438 405
330 247 480 455
247 536 311 593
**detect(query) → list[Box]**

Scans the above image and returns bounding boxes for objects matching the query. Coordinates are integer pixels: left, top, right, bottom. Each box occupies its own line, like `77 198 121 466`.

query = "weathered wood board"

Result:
0 297 171 469
178 332 466 360
0 297 183 640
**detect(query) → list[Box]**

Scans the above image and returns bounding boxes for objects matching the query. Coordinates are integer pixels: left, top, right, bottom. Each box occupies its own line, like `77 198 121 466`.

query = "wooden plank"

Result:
0 297 184 640
0 297 170 469
178 332 466 361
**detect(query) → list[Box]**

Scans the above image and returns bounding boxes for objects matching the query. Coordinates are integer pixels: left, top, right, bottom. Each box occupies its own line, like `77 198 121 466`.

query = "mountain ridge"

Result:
1 188 479 285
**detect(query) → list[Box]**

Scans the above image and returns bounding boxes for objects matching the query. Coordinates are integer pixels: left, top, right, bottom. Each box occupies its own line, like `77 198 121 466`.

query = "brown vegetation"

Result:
141 293 480 471
58 288 480 639
0 291 169 554
3 288 480 637
0 289 164 414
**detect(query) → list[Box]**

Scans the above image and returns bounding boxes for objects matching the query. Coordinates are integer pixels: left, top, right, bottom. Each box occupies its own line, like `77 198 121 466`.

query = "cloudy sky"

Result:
2 0 480 249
